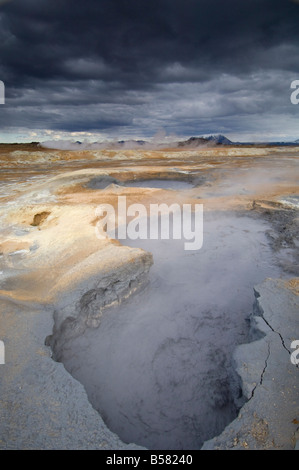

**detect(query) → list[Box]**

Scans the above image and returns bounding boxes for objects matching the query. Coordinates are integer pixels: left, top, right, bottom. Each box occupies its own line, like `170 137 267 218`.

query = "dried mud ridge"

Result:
45 256 153 362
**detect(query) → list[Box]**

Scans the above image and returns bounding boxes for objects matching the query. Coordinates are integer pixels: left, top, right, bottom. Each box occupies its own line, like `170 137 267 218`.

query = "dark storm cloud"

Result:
0 0 299 140
2 0 299 82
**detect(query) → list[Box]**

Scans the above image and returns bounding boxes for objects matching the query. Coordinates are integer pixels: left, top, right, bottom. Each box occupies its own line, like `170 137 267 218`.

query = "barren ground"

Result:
0 143 298 450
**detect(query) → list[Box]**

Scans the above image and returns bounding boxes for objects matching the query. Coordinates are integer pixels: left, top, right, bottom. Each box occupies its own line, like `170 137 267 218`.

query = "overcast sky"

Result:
0 0 299 143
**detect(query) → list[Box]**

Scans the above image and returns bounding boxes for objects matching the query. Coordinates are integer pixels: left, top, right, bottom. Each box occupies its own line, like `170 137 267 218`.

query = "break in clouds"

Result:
0 0 299 142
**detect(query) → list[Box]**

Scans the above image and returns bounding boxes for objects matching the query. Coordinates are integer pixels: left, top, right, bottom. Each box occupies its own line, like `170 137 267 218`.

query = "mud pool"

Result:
86 176 195 191
53 211 283 450
124 179 195 190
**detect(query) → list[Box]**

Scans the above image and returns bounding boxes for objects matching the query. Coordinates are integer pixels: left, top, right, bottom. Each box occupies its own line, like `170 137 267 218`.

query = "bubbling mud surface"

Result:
56 211 282 450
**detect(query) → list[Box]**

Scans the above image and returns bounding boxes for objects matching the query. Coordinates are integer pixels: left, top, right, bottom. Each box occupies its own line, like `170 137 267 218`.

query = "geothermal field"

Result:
0 142 298 450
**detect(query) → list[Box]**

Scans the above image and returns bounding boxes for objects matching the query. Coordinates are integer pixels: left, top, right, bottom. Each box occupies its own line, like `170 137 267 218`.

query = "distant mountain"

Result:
177 134 232 147
205 134 233 145
177 137 209 147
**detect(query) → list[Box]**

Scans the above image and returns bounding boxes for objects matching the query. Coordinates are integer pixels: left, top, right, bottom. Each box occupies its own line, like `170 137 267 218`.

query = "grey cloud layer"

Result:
0 0 299 139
